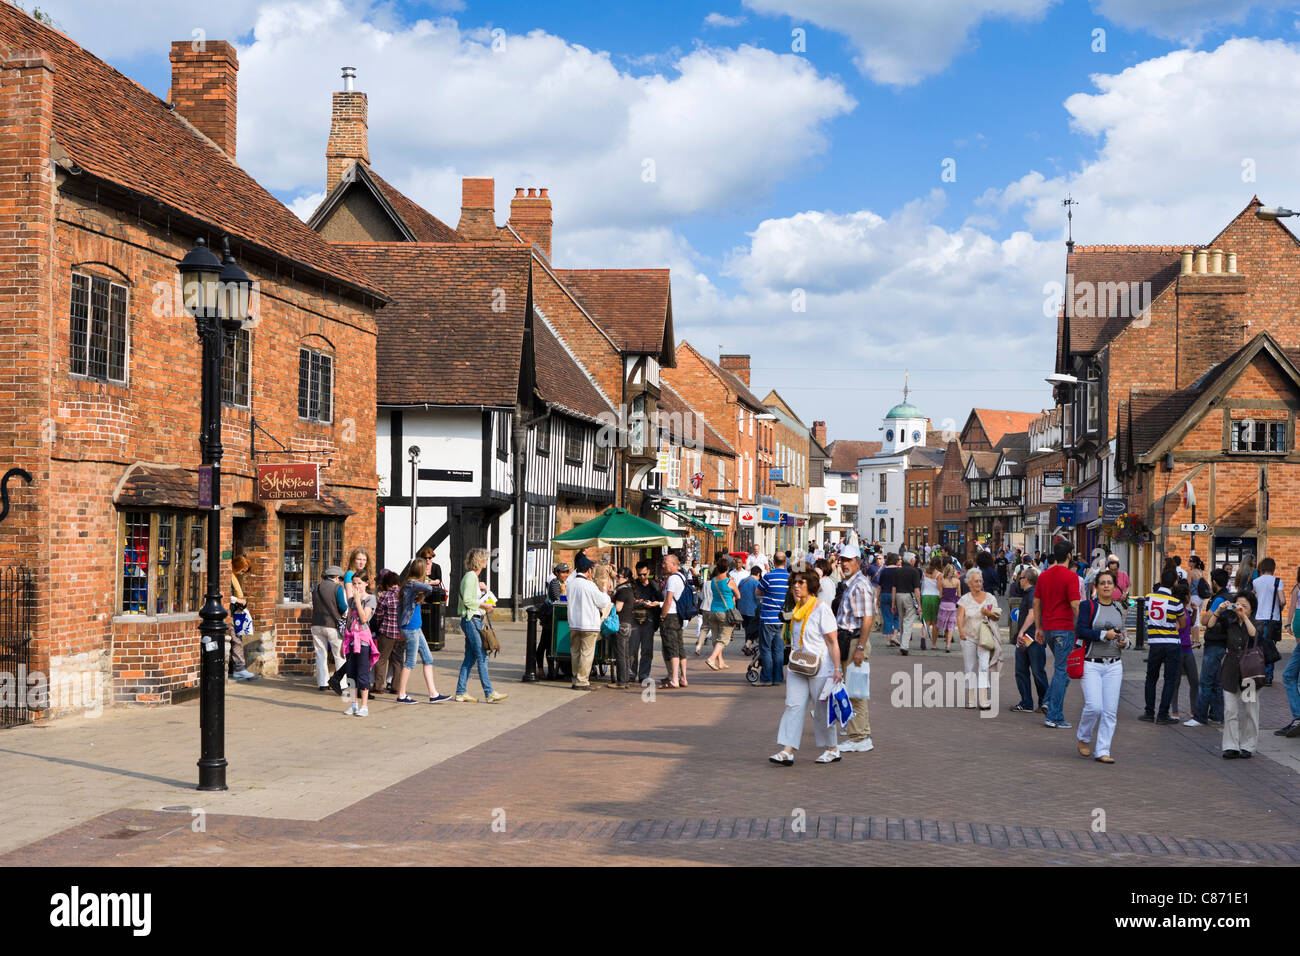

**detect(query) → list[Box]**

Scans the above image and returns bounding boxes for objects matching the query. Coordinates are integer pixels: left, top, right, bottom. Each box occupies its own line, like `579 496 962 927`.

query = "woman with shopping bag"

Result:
768 570 843 766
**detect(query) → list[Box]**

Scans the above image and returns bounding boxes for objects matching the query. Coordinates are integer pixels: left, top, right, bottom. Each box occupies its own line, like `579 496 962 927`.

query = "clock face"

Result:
885 429 894 442
912 430 921 442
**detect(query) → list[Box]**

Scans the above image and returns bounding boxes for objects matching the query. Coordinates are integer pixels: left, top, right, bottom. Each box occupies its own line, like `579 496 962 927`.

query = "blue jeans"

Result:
1283 644 1300 720
1144 642 1180 719
1256 620 1278 681
759 622 784 684
456 617 494 696
1193 644 1225 723
402 627 434 669
1043 630 1074 723
1015 639 1048 709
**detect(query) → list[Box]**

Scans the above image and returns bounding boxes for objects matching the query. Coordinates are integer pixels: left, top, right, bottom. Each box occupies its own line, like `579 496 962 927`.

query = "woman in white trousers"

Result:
955 569 1000 710
1207 591 1260 759
769 571 843 765
1075 570 1128 763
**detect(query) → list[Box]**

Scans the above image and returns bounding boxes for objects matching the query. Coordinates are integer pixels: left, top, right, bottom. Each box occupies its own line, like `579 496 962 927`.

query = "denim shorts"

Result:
403 627 434 668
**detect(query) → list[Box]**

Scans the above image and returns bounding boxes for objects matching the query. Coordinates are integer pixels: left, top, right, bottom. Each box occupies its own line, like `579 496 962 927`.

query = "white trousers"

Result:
1077 659 1122 758
960 637 992 691
1223 683 1260 753
311 625 347 688
777 669 837 751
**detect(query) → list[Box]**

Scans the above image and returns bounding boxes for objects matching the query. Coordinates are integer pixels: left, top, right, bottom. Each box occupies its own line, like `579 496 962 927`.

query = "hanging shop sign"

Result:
257 463 320 501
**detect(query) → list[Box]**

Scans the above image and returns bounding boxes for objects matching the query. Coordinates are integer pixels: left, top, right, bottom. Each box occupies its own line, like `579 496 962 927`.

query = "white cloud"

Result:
704 12 748 27
235 0 854 231
741 0 1055 85
987 38 1300 244
42 0 267 59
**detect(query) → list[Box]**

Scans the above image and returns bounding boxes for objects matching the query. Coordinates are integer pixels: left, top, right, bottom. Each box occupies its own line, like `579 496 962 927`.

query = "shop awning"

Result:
277 491 356 516
661 505 723 538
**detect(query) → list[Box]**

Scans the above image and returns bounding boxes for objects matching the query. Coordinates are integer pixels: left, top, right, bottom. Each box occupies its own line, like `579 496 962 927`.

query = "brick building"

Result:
1061 197 1300 586
904 458 941 553
762 390 812 554
0 10 386 717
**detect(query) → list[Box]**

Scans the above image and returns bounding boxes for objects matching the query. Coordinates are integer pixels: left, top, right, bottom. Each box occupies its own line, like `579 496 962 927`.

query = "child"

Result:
342 569 378 716
936 564 960 653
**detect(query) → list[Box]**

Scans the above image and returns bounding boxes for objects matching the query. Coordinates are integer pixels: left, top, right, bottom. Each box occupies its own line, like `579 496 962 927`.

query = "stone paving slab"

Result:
3 634 1298 866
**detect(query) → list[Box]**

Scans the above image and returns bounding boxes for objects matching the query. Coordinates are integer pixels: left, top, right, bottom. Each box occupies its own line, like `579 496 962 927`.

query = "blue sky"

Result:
43 0 1300 441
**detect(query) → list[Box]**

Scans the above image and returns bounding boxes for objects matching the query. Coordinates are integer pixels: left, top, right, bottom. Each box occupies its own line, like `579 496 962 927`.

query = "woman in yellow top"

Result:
453 548 507 703
228 555 259 682
769 570 843 766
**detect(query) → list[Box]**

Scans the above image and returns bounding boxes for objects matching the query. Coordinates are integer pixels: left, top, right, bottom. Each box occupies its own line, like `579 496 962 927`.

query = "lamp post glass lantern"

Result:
178 236 252 792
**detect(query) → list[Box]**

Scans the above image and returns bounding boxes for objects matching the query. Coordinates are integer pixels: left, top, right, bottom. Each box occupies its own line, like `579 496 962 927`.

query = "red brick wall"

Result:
0 54 56 684
905 465 937 548
9 181 379 713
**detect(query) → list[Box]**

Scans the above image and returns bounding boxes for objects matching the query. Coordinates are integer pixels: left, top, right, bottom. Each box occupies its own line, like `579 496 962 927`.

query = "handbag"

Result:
788 611 824 677
725 607 744 627
1238 636 1266 687
977 620 999 652
1067 640 1087 679
600 604 620 637
478 615 501 657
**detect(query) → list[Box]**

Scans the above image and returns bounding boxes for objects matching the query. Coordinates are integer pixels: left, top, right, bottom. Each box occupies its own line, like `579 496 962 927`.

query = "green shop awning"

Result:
550 507 683 549
660 505 724 538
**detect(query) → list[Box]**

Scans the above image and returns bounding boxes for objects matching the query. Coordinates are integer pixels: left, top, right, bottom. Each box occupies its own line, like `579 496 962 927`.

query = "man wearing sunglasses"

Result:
835 545 875 753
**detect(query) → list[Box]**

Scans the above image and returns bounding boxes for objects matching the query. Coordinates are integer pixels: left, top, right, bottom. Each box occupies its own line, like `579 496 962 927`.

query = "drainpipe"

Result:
512 403 526 623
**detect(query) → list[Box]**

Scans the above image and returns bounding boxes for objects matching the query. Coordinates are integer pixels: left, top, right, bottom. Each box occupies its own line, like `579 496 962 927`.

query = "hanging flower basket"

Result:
1105 511 1154 545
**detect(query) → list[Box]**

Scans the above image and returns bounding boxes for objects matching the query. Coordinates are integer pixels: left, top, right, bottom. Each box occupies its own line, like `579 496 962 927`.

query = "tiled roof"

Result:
1064 246 1184 354
966 451 1001 479
333 243 531 406
0 6 386 300
555 270 672 356
659 383 735 456
366 168 462 243
826 441 882 472
971 409 1041 447
114 464 198 509
1125 389 1199 458
532 314 615 423
905 446 946 469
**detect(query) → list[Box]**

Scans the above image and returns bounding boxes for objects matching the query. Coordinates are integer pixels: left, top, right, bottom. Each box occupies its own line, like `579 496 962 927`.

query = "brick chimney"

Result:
169 41 238 158
326 67 368 194
719 354 750 386
812 421 827 447
508 187 552 260
458 177 497 239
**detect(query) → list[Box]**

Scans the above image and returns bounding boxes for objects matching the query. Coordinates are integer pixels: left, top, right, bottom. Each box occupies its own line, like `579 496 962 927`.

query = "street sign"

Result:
1056 502 1077 525
769 467 784 480
1180 523 1208 533
1043 470 1063 487
1102 497 1127 521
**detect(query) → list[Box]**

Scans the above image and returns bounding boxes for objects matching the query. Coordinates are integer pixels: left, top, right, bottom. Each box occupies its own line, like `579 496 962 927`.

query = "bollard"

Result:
523 605 539 682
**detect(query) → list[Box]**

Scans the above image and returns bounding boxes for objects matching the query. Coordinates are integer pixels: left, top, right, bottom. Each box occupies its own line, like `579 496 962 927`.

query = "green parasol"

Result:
549 507 683 549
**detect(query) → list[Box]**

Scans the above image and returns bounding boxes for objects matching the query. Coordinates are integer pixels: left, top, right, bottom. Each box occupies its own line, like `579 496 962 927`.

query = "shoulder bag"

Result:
478 611 501 657
787 611 824 677
1238 631 1266 687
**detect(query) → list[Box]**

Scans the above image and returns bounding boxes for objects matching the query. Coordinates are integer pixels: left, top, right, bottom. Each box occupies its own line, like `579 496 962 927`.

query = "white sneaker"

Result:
1183 718 1204 727
343 701 358 716
858 737 874 752
838 740 858 753
356 705 369 717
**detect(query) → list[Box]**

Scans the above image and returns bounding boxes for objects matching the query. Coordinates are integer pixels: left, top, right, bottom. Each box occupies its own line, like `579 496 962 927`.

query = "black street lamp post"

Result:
179 236 253 792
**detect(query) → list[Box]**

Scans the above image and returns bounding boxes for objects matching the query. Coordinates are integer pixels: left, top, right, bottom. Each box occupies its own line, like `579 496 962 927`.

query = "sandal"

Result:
768 750 794 765
705 659 720 671
814 749 841 764
657 679 679 689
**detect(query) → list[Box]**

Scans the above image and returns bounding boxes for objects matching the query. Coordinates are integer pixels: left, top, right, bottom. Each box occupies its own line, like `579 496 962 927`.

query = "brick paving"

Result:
3 632 1298 866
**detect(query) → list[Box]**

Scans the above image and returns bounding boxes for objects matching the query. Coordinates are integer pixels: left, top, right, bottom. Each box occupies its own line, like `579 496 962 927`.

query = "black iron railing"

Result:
0 566 34 727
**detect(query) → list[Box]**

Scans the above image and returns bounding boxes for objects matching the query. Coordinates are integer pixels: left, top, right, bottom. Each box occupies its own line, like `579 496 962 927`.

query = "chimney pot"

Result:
341 66 356 91
514 187 525 198
1227 251 1238 273
1180 248 1193 275
1195 248 1208 274
1210 248 1223 274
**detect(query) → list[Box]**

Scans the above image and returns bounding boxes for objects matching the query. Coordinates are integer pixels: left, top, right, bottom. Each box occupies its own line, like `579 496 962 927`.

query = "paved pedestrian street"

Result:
2 622 1296 867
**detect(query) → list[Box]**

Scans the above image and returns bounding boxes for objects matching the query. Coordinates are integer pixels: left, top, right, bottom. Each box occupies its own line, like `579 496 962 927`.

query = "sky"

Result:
28 0 1300 444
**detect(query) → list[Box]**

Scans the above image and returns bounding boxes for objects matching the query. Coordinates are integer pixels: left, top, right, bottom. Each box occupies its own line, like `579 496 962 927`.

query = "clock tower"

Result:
882 379 926 454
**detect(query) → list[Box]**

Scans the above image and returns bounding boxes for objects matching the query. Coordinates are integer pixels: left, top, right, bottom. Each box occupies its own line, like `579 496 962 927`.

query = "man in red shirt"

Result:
1033 540 1082 729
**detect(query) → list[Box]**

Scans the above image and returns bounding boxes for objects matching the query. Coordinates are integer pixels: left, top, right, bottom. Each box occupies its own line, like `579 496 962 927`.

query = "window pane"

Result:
89 276 110 380
283 518 305 602
331 520 343 569
70 273 89 376
318 353 332 423
298 349 311 419
223 328 250 407
173 516 187 613
188 516 205 611
109 283 128 381
309 519 323 588
155 514 174 614
121 511 150 614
